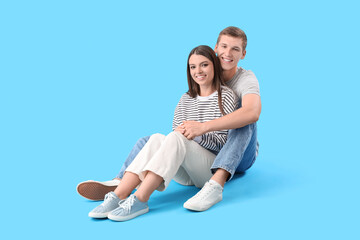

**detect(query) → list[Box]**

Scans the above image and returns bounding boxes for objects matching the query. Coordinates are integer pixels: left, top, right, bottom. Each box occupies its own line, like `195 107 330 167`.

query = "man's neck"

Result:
222 67 238 82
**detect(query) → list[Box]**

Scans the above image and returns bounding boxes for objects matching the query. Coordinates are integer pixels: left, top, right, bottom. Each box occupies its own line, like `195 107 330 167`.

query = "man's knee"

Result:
136 136 150 146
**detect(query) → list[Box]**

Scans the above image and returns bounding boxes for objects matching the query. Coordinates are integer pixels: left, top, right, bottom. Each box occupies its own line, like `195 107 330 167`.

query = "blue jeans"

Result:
115 123 258 181
211 123 258 181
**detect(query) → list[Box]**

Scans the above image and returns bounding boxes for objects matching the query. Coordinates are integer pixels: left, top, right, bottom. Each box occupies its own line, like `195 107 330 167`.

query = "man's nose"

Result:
224 48 231 56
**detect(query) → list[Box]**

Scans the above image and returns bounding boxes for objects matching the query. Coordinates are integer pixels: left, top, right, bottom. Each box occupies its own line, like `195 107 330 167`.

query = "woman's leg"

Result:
117 131 190 201
178 140 216 188
113 133 166 199
136 131 187 191
77 136 151 201
115 136 151 179
113 172 142 200
107 132 189 221
134 171 164 202
88 134 166 219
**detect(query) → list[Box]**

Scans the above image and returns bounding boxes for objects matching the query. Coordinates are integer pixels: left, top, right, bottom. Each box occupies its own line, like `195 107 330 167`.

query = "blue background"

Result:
1 0 359 239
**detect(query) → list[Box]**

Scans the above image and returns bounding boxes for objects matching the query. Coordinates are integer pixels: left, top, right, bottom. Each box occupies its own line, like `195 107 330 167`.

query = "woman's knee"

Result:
149 133 166 141
167 131 186 141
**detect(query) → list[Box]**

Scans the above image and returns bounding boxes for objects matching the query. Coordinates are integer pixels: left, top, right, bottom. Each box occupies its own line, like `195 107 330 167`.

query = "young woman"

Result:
88 45 238 221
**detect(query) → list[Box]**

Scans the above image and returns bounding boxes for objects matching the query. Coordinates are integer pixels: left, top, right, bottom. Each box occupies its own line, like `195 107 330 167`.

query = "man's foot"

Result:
183 180 223 211
108 194 149 221
77 179 121 201
88 192 121 218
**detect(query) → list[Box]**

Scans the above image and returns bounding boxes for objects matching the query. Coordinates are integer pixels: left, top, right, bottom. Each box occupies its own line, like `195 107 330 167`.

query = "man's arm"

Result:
182 94 261 140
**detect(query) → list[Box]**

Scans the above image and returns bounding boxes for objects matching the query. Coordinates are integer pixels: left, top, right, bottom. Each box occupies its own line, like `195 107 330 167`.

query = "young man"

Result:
77 26 261 211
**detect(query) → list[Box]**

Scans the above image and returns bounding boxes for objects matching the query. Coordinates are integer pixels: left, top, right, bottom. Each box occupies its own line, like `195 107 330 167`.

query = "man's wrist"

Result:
203 121 212 133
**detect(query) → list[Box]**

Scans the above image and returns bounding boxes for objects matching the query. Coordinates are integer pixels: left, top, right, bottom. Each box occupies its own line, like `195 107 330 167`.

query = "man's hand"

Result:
182 121 207 140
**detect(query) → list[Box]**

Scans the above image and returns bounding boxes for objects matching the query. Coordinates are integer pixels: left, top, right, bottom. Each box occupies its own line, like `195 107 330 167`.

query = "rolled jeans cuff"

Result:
210 165 236 181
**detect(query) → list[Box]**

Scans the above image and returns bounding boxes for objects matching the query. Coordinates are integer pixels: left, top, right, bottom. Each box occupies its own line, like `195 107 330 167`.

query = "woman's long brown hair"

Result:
186 45 226 115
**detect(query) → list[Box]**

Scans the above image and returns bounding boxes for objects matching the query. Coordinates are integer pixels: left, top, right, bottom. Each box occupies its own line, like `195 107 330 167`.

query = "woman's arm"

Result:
172 93 186 131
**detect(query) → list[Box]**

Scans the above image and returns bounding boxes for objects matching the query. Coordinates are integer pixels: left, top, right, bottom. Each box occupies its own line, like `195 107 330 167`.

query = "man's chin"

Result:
221 65 237 72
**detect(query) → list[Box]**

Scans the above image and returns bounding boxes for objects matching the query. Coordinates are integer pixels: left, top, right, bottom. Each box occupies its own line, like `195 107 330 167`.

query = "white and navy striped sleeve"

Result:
172 93 186 131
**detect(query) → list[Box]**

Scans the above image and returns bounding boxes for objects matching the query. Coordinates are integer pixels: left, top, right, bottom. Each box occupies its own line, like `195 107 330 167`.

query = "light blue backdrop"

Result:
1 0 359 239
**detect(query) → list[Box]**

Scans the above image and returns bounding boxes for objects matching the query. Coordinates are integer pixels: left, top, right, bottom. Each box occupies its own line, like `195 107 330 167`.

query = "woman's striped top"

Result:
172 86 238 153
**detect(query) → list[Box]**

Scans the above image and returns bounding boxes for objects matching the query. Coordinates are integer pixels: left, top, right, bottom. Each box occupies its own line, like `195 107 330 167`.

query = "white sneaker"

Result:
77 179 121 201
183 180 223 211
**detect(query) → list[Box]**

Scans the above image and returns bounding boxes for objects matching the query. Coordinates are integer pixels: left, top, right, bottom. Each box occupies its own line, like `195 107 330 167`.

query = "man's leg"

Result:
76 136 150 201
184 123 258 211
211 123 258 186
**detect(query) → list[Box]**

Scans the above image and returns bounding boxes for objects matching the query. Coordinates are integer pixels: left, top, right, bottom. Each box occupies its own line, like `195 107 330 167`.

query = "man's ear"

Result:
214 44 218 54
241 49 247 59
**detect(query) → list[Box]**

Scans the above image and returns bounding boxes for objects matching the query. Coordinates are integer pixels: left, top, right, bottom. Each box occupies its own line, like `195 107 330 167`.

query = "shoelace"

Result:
101 193 116 206
118 195 135 213
193 182 214 200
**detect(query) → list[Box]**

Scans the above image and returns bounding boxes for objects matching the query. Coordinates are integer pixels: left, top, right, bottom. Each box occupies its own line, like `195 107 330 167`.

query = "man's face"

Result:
215 35 246 71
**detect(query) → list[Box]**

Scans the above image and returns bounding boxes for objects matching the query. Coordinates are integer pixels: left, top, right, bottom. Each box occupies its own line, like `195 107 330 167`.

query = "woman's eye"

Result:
190 66 195 69
202 64 208 67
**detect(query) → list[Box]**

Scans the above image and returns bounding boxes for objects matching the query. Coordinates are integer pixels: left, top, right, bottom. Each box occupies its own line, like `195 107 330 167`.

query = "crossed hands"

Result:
174 121 207 140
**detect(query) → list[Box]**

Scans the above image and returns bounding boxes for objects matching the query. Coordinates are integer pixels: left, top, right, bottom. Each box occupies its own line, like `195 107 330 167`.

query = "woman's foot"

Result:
108 194 149 221
88 192 122 218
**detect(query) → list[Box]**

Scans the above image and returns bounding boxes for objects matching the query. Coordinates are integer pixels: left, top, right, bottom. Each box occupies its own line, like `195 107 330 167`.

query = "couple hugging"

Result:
77 26 261 221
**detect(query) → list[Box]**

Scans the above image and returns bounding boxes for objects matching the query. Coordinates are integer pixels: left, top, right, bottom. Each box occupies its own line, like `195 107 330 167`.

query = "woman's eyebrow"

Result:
189 61 209 65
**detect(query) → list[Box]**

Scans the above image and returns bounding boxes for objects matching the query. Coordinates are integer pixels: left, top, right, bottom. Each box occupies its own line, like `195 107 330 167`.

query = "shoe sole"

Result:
77 182 118 201
88 211 110 218
183 198 222 212
108 207 149 221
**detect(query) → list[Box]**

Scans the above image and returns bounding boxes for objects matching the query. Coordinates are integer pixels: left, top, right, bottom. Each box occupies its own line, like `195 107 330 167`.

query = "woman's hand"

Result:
174 124 185 135
182 121 207 140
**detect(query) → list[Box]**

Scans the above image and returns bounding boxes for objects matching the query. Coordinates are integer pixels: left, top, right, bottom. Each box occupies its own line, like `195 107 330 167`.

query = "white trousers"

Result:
125 131 216 191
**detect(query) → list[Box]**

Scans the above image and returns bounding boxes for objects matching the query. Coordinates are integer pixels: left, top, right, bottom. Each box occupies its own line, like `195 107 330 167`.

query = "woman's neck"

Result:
199 85 216 97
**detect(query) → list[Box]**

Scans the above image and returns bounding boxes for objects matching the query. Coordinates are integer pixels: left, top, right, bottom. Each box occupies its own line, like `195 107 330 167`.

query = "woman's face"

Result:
188 54 215 90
